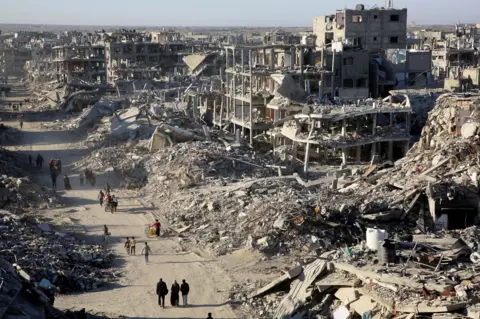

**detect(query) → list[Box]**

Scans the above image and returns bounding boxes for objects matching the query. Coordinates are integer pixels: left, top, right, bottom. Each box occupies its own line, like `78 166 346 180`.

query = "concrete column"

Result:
241 100 245 136
291 142 298 167
341 148 347 166
290 47 295 70
389 112 394 127
318 80 324 101
263 48 267 66
213 100 217 124
331 50 336 95
270 48 275 71
219 99 224 127
341 119 347 136
236 129 241 144
388 141 394 161
249 50 253 146
372 114 377 135
241 48 244 73
371 143 377 157
356 145 361 163
304 142 311 174
299 48 304 82
225 49 229 68
404 140 410 156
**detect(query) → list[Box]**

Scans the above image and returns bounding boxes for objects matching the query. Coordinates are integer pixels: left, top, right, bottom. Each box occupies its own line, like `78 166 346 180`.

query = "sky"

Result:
0 0 478 27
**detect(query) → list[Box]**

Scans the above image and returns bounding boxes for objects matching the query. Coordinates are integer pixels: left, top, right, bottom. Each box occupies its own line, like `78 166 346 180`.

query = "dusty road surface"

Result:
2 76 240 319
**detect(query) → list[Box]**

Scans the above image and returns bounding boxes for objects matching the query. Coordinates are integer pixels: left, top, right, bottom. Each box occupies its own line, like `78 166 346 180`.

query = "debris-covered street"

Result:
1 5 480 318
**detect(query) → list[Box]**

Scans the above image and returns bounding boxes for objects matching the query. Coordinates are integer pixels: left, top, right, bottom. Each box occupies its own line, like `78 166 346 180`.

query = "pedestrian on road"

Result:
141 242 152 264
51 172 57 189
156 278 168 308
206 313 213 319
180 279 190 306
19 119 23 129
36 154 44 168
105 182 111 194
98 190 105 207
28 155 32 166
79 173 84 186
153 219 161 239
170 280 180 307
112 195 118 212
63 175 72 191
103 225 110 242
130 237 136 255
124 237 130 255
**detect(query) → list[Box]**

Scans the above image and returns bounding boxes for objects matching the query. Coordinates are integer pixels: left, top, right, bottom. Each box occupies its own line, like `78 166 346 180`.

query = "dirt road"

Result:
2 77 239 319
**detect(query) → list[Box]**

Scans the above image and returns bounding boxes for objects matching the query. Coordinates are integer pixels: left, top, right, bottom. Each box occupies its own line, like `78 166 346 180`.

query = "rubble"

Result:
0 254 120 319
0 148 52 209
0 209 118 292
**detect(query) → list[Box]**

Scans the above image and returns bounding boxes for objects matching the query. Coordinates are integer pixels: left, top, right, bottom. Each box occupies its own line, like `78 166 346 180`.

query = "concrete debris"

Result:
0 255 120 319
0 210 117 293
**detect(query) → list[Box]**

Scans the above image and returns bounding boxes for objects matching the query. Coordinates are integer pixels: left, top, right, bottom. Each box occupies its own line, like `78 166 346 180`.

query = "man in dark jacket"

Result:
180 279 190 306
156 278 168 308
206 313 213 319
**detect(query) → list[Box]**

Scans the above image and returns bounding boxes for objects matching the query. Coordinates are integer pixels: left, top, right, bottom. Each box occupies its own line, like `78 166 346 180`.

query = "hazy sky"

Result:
1 0 478 27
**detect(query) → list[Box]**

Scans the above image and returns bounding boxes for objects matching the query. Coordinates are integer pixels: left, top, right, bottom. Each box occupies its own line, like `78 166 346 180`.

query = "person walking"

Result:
170 280 180 307
124 237 131 255
19 119 23 129
105 182 111 194
180 279 190 306
112 195 118 212
156 278 168 308
98 190 105 207
63 175 72 191
103 225 110 242
152 219 161 239
141 242 152 264
130 237 136 255
51 171 57 189
36 154 43 167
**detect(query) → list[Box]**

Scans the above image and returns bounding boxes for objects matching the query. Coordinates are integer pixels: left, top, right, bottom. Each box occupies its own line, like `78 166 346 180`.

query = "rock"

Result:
461 122 480 138
273 216 285 229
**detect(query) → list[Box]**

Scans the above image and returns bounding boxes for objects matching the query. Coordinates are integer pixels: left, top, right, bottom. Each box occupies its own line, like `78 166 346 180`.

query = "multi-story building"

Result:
105 30 187 85
52 44 107 83
313 5 407 52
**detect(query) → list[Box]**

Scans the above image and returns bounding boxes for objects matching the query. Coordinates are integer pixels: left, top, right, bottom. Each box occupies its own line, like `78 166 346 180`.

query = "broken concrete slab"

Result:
274 260 327 318
248 265 303 299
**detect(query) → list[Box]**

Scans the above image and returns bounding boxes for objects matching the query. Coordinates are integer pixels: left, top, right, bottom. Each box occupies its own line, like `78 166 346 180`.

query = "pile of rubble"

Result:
0 148 51 209
303 93 480 232
244 228 480 319
0 210 117 293
0 254 121 319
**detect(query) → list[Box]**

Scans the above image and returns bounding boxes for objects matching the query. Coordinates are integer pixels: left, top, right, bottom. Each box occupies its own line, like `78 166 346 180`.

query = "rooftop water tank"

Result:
355 4 365 10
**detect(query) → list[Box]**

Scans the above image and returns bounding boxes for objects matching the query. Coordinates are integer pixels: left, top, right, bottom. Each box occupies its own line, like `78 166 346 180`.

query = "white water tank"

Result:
366 228 388 251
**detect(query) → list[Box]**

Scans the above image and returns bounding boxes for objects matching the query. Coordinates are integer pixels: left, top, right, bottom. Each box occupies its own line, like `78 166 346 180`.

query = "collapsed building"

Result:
274 98 412 172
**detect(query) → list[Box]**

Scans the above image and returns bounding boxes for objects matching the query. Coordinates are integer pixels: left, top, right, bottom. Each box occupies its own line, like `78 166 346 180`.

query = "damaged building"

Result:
313 5 408 52
273 97 412 173
52 44 107 83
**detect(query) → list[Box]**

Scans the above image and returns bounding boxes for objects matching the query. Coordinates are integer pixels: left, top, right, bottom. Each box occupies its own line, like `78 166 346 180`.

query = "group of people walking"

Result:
156 279 190 308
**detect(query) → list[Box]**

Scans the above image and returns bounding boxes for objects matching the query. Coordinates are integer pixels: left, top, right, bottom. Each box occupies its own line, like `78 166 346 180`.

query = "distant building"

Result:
313 5 407 52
